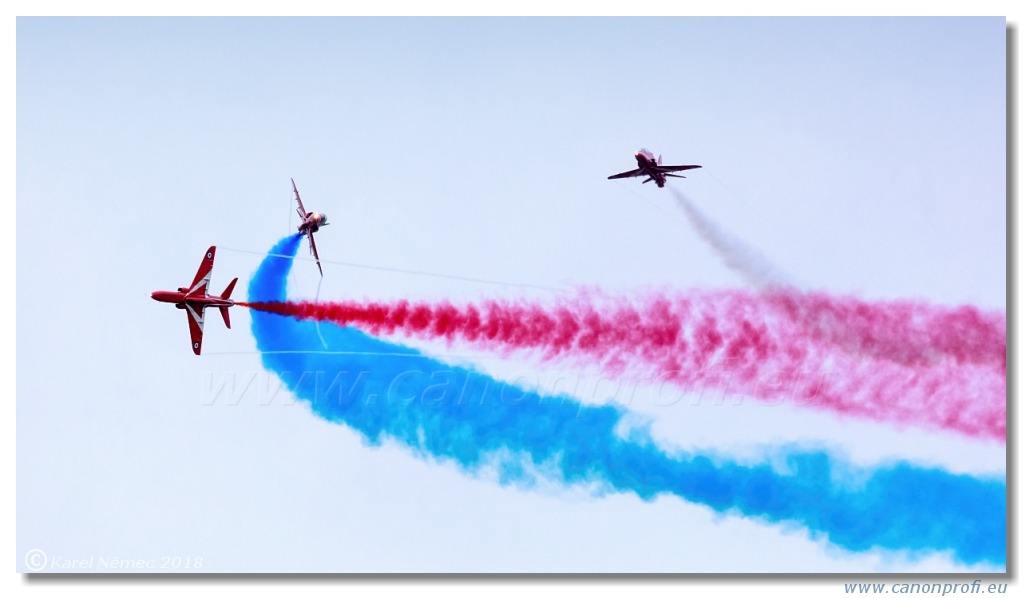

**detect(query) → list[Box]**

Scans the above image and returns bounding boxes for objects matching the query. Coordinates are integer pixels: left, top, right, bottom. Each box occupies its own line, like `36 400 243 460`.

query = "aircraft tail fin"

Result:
220 306 231 329
658 154 663 165
221 278 238 300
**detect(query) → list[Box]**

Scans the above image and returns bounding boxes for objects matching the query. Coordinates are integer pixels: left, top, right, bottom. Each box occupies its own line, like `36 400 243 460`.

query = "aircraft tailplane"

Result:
220 306 231 329
222 278 238 300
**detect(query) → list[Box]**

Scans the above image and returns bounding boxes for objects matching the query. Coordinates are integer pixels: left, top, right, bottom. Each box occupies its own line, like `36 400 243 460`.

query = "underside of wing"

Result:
292 178 307 218
188 247 216 297
186 304 206 355
308 232 323 277
655 164 702 173
607 168 643 180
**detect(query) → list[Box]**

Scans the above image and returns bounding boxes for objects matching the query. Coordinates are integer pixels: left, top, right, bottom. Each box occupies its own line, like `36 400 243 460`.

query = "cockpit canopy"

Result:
637 148 655 160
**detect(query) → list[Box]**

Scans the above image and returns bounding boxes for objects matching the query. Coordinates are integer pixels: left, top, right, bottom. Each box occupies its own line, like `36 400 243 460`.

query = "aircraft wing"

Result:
187 246 216 298
607 168 643 180
654 164 702 173
185 304 206 355
308 231 323 277
292 178 307 219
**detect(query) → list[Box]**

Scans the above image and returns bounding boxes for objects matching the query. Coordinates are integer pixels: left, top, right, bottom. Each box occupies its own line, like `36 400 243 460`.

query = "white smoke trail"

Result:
670 188 797 290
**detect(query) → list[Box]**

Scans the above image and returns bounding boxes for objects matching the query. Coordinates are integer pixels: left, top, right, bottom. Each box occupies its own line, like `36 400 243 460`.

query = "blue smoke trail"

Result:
249 235 1005 567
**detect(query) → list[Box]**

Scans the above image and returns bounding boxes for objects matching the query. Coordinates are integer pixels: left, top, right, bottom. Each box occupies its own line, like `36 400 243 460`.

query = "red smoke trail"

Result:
239 291 1005 440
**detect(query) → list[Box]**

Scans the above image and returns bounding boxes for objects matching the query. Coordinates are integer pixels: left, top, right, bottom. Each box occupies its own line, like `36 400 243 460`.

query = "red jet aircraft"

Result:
151 246 237 355
607 148 701 188
292 178 328 276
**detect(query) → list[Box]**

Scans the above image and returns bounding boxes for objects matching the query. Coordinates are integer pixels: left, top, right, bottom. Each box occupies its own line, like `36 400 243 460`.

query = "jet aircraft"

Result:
607 148 701 188
292 178 328 276
151 246 237 355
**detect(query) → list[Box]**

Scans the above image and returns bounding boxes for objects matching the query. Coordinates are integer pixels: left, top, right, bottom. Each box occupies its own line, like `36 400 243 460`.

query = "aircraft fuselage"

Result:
151 290 235 309
298 212 328 235
634 150 668 187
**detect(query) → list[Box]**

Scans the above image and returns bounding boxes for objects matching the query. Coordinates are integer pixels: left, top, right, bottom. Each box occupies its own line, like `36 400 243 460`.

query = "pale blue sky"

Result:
14 14 1008 581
